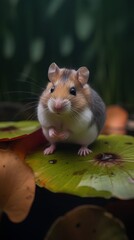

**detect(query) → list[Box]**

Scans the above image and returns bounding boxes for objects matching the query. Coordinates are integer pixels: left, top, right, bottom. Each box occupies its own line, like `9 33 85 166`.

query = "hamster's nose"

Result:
54 99 64 112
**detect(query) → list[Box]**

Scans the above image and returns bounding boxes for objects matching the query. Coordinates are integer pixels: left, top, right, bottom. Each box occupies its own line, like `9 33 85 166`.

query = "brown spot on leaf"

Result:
49 159 57 164
73 169 87 176
104 141 109 145
110 172 115 176
0 126 17 132
125 142 133 145
94 152 122 166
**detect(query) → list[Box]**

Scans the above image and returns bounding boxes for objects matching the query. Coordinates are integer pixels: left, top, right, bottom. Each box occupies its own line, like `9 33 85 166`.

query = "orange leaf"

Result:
0 148 35 223
103 105 128 134
11 128 46 159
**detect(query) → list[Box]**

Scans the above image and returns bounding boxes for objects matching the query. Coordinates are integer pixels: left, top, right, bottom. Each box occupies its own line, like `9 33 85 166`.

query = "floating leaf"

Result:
0 121 40 141
26 135 134 199
11 128 46 160
45 205 128 240
0 148 35 223
0 126 44 222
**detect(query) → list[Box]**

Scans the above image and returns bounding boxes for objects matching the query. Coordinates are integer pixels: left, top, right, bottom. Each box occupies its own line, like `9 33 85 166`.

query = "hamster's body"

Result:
37 63 106 156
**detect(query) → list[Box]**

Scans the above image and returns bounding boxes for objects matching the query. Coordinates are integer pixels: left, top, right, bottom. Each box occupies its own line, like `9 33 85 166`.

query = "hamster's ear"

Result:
77 67 89 85
48 63 60 83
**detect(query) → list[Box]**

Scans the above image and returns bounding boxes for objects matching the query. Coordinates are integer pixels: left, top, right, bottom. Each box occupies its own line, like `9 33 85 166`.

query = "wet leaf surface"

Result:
26 135 134 199
0 121 40 141
45 205 128 240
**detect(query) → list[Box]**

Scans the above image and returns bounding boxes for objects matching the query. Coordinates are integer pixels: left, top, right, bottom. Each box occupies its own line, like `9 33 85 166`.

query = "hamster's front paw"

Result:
49 128 57 138
78 146 92 156
44 144 56 155
49 128 70 141
48 128 60 141
59 131 70 140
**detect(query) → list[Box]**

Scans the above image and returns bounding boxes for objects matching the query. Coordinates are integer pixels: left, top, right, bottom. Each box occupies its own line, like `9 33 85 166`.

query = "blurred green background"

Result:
0 0 134 110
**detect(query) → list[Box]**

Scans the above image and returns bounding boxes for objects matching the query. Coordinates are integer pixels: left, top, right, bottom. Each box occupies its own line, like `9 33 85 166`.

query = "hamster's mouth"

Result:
52 109 68 116
49 105 70 115
56 111 66 115
49 109 63 115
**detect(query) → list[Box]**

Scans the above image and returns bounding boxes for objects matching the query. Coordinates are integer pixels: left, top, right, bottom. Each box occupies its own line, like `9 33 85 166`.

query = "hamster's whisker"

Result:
23 102 38 111
70 110 81 122
18 73 44 91
9 90 39 97
71 107 82 118
71 108 89 126
26 112 37 121
39 106 49 115
13 101 38 120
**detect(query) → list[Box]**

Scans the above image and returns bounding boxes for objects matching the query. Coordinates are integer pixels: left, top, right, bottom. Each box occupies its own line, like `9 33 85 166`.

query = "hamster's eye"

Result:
50 86 55 93
70 87 76 96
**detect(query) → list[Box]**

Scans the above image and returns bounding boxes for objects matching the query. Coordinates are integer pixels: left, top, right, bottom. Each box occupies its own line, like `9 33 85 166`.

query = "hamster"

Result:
37 63 106 156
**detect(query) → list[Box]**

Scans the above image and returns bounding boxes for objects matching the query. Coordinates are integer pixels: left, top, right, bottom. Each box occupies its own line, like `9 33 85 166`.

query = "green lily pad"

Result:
45 205 128 240
26 135 134 199
0 121 40 141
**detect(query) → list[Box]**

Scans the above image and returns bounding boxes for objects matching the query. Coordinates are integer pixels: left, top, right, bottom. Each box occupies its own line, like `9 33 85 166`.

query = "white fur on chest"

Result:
37 103 98 145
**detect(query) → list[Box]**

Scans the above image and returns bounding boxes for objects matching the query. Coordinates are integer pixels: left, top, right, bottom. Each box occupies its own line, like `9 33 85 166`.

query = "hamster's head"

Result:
39 63 91 116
